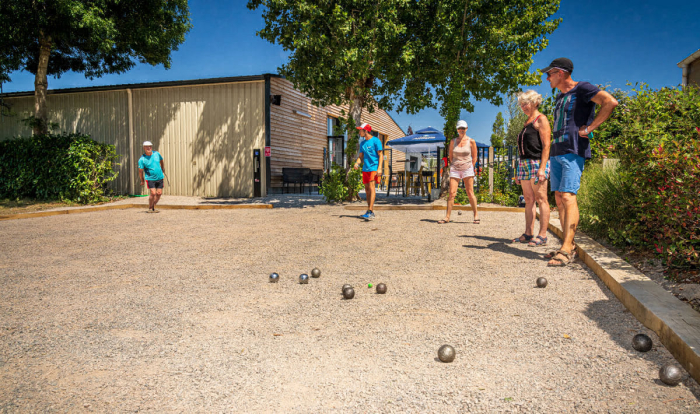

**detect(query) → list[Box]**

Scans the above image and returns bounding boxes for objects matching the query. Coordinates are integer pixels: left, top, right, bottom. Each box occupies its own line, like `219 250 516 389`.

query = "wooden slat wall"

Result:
689 59 700 87
269 78 406 187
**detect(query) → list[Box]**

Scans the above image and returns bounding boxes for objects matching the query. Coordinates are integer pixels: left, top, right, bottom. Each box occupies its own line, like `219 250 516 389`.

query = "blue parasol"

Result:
387 126 489 154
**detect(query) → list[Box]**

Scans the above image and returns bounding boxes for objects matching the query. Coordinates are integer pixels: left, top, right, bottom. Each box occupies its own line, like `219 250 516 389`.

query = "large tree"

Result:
248 0 415 163
0 0 192 135
403 0 560 141
248 0 560 195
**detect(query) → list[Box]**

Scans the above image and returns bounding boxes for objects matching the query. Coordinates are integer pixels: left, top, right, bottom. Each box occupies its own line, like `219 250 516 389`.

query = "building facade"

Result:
0 75 405 197
678 49 700 87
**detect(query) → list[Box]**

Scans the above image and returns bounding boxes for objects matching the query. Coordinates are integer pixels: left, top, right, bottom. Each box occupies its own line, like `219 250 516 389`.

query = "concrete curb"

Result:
345 205 525 212
0 203 273 221
547 219 700 383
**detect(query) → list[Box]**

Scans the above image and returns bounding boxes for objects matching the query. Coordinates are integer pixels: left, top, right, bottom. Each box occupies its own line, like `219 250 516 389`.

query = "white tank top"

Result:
452 136 472 171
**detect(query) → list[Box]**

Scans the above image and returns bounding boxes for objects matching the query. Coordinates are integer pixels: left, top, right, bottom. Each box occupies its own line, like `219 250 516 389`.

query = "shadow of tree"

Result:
133 88 191 196
190 83 264 197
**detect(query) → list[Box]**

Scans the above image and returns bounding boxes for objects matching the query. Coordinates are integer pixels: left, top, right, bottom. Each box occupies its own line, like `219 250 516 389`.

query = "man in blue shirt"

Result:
138 141 165 213
542 58 618 266
353 123 383 220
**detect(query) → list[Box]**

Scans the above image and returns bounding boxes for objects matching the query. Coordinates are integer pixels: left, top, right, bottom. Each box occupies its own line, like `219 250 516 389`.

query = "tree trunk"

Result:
33 33 52 135
344 91 364 202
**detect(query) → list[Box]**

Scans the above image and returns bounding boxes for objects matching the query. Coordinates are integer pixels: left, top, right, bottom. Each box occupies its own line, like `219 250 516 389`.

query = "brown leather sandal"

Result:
547 250 573 267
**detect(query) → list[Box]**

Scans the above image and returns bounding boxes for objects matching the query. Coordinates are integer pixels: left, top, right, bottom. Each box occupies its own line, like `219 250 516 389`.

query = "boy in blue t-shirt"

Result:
138 141 165 213
352 123 383 220
542 58 618 266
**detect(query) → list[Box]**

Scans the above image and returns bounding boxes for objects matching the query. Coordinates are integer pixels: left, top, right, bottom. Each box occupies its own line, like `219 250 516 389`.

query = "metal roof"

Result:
0 73 282 98
678 49 700 68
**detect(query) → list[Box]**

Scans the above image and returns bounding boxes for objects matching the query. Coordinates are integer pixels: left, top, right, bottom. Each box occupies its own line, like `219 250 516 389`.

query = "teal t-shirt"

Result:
138 151 164 181
360 137 383 172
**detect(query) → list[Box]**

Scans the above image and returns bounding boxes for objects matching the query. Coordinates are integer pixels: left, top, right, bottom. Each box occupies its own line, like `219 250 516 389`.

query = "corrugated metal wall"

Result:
0 81 266 198
132 81 265 197
0 92 131 193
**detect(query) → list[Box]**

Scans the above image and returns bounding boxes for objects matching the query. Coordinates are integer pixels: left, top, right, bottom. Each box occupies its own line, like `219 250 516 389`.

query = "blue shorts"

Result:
550 153 585 194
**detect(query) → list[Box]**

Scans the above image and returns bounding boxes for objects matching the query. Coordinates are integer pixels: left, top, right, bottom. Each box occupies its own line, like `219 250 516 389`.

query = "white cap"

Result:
456 120 468 129
143 141 153 146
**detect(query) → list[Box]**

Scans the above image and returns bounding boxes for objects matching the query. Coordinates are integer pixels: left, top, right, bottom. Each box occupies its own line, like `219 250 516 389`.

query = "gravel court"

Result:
1 206 699 412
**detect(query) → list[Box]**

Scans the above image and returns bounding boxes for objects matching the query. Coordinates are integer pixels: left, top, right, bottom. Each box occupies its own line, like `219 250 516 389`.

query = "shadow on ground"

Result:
460 234 549 261
582 273 700 398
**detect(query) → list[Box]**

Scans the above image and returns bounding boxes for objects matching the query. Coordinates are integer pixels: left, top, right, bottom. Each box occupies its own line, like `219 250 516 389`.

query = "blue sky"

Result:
3 0 699 144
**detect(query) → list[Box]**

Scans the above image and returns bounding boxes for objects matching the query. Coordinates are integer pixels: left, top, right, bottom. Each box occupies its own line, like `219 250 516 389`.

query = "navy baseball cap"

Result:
541 58 573 74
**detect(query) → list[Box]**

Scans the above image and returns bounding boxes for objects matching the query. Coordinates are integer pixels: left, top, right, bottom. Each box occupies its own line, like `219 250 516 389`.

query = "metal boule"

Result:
311 268 321 278
536 277 548 288
342 287 355 299
437 344 456 363
659 364 683 386
458 211 462 215
376 283 387 294
342 284 352 292
299 274 309 284
632 333 652 352
269 273 279 283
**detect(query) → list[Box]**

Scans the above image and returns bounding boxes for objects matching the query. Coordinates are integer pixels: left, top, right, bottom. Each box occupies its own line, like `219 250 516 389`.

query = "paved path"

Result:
1 205 698 412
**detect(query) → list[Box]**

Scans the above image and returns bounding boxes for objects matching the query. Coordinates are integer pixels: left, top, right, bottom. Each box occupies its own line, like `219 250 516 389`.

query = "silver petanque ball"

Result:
458 211 462 215
269 273 279 283
311 268 321 278
299 274 309 284
342 284 352 292
342 287 355 300
632 333 653 352
659 364 683 386
437 344 456 363
376 283 387 294
536 277 548 288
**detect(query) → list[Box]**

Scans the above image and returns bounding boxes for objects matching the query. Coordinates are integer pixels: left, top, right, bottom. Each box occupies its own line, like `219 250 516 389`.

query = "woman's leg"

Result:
463 176 479 221
443 177 460 221
521 179 536 236
533 178 550 238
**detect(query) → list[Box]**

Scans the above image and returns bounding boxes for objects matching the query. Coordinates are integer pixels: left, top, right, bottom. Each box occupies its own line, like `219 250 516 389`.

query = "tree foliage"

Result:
0 0 192 133
490 111 505 148
408 1 561 139
504 93 527 147
249 0 561 199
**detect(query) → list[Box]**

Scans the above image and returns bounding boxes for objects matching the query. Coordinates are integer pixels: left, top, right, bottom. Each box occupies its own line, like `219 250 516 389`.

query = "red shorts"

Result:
362 171 379 185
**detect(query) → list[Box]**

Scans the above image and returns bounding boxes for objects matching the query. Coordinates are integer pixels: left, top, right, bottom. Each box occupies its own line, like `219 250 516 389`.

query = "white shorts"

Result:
449 166 474 180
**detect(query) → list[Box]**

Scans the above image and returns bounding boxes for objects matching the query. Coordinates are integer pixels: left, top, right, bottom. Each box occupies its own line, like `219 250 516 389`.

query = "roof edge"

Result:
0 73 282 98
678 49 700 68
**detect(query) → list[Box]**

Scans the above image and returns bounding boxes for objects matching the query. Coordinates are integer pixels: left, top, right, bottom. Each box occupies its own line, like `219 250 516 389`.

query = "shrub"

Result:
319 163 363 203
577 163 636 246
616 84 700 269
0 133 119 203
454 187 468 205
574 84 700 271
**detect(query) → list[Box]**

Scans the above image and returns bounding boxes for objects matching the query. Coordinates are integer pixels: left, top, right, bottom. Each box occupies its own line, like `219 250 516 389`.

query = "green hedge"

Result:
0 133 120 204
578 84 700 271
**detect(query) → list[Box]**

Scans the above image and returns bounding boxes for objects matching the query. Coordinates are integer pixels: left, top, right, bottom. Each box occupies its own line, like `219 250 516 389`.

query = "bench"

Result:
308 169 323 194
282 168 312 193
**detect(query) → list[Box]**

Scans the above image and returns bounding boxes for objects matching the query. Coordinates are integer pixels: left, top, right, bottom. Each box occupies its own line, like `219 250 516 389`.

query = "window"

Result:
327 117 346 168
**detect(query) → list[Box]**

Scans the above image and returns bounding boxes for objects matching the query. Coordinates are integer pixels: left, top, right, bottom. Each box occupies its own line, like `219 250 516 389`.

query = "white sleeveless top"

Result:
452 136 472 171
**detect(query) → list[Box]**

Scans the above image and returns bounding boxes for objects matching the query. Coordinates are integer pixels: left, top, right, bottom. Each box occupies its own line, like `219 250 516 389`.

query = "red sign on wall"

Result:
264 146 271 157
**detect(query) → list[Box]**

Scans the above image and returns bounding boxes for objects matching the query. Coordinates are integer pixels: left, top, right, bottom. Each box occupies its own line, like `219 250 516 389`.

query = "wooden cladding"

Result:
269 78 406 188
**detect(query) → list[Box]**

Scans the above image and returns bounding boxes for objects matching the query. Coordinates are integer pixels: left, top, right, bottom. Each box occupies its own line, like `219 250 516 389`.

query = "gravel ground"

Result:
1 205 699 413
